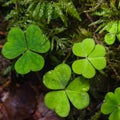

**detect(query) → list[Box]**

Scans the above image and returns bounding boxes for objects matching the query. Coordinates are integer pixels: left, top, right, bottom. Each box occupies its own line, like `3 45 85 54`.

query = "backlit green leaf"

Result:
45 91 70 117
89 57 106 70
72 59 84 75
104 33 116 45
15 50 44 74
106 21 118 34
66 77 90 92
72 59 96 78
72 38 106 78
88 45 106 70
66 78 89 109
43 64 71 89
114 88 120 104
43 65 90 117
2 27 26 59
104 20 120 45
89 44 106 57
101 92 117 114
2 24 50 74
72 38 95 57
26 24 50 53
101 87 120 120
66 91 89 109
109 108 120 120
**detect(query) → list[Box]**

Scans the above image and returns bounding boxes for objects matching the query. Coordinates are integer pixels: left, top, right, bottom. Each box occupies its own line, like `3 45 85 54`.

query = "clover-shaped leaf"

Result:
72 38 106 78
72 59 96 78
45 91 70 117
26 25 50 53
43 64 90 117
105 21 118 34
101 87 120 120
104 33 116 45
88 44 106 70
104 21 120 45
2 24 50 74
66 77 90 109
2 27 27 59
43 64 71 89
72 38 95 57
15 50 44 74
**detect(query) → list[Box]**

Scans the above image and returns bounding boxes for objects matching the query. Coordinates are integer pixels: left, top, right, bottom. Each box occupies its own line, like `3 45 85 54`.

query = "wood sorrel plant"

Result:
72 38 106 78
101 87 120 120
2 1 120 119
42 38 107 117
2 24 50 74
43 63 90 117
2 25 107 117
104 21 120 45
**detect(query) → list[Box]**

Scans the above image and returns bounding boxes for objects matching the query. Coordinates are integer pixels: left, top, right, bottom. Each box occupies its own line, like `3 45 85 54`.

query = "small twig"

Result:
63 48 71 63
0 31 7 36
85 12 99 43
0 45 3 49
85 12 97 29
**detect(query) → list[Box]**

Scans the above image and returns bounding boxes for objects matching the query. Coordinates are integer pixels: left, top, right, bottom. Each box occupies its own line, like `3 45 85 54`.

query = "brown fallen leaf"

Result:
1 83 37 120
0 103 9 120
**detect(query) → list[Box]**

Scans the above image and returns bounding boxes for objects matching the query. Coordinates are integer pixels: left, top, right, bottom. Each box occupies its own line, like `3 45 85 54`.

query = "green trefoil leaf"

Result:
43 64 90 117
101 87 120 120
43 64 71 89
72 38 106 78
2 24 50 74
104 20 120 45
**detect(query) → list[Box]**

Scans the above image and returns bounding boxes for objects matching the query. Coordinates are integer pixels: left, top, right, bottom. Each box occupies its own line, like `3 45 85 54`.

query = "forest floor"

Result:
0 14 64 120
0 3 110 120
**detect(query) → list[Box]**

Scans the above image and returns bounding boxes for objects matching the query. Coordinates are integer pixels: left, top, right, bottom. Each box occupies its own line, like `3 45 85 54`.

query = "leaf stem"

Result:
63 49 71 63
